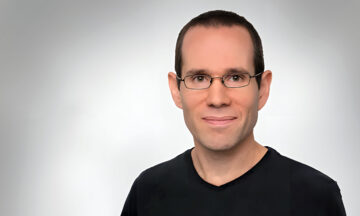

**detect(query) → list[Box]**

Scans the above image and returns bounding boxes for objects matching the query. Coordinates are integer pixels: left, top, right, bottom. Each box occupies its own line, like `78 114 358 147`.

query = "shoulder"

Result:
283 153 337 190
135 148 190 186
268 147 337 186
272 148 344 210
269 148 346 215
121 151 189 216
268 147 342 199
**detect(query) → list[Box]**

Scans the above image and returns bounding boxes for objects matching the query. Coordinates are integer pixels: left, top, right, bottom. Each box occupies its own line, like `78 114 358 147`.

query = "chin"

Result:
194 129 250 153
199 138 238 152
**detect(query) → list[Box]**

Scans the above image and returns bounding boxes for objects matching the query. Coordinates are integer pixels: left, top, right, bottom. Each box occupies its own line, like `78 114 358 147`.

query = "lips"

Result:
202 116 237 126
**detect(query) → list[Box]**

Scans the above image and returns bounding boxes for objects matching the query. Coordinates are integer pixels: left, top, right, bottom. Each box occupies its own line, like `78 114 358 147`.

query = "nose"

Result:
206 77 231 108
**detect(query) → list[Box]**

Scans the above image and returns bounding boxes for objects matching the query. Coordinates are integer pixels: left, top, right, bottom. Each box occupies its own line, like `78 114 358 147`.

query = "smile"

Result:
202 116 237 126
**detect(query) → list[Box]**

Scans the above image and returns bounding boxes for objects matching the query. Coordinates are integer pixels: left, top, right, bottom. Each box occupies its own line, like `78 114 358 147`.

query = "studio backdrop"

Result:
0 0 359 215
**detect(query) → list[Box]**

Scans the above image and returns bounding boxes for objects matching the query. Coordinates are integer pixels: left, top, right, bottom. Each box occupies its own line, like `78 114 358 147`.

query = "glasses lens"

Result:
224 73 250 88
184 75 211 89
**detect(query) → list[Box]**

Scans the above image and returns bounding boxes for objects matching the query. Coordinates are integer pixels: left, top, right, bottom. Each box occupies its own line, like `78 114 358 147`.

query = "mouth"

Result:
202 116 237 126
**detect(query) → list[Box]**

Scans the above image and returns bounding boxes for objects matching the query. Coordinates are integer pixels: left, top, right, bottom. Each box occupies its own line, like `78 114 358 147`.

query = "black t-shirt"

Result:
121 146 346 216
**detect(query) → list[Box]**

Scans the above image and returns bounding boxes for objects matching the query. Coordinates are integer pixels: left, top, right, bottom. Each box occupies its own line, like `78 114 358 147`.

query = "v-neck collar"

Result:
185 146 273 191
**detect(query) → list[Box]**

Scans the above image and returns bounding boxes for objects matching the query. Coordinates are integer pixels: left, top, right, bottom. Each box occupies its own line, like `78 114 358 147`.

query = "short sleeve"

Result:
324 181 346 216
120 177 139 216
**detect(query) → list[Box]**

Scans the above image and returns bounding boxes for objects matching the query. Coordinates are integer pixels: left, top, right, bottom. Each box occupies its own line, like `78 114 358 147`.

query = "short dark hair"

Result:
175 10 264 89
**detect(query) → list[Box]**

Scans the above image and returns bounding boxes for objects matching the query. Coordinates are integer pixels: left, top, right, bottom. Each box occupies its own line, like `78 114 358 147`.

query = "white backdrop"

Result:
0 0 359 215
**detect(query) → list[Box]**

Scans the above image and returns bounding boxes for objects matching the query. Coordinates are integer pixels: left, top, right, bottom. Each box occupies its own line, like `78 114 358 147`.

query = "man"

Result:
121 10 346 216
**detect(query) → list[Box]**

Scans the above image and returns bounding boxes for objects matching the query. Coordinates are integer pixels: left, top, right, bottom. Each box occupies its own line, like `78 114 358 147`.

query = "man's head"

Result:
168 10 272 152
175 10 264 90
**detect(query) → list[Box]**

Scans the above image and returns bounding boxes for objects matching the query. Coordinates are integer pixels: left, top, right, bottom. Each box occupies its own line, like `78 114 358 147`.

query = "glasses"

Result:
176 72 263 90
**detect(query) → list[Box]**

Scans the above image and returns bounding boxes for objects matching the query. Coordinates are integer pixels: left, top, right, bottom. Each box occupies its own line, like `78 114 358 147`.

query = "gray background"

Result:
1 0 359 215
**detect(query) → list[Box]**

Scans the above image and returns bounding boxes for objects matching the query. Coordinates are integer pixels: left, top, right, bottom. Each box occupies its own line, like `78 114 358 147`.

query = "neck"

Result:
191 132 268 187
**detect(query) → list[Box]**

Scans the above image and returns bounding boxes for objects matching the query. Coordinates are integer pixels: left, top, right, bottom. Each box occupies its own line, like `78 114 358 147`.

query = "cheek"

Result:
180 92 205 129
232 89 259 127
242 91 259 124
181 98 198 137
180 91 203 113
233 88 258 110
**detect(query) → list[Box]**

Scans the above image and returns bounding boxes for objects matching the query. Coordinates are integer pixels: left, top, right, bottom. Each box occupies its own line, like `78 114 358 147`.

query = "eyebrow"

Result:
184 68 251 76
226 68 251 75
184 69 208 76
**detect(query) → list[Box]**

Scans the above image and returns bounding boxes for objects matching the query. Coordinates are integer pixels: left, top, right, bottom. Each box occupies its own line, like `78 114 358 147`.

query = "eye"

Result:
228 74 245 82
231 75 240 81
192 75 206 82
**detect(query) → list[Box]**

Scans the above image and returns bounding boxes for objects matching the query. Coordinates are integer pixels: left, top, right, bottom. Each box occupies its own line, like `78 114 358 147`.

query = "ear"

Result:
257 70 272 111
168 72 183 109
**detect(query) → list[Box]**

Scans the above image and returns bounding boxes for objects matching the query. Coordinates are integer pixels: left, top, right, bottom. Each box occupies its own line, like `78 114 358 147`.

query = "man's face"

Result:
168 25 271 152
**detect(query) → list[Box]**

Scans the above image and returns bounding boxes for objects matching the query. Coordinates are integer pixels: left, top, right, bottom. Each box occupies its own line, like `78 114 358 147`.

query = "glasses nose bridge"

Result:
209 76 225 86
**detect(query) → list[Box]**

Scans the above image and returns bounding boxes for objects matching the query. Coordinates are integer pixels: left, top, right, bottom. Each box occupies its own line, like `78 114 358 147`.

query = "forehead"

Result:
181 25 254 75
